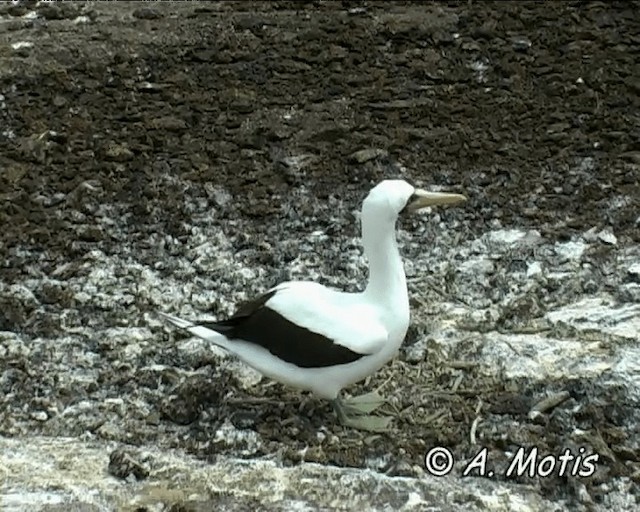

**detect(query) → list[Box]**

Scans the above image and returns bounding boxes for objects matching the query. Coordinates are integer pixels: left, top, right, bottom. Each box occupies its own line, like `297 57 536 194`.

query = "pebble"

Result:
526 261 543 278
31 411 48 422
349 148 388 164
511 36 532 51
133 7 162 20
627 263 640 283
597 228 617 245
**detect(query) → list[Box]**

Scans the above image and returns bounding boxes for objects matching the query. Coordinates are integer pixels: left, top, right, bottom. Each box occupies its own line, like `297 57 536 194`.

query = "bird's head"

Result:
363 179 466 222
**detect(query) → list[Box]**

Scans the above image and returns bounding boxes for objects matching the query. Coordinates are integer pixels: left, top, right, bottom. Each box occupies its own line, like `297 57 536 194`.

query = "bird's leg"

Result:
331 395 393 433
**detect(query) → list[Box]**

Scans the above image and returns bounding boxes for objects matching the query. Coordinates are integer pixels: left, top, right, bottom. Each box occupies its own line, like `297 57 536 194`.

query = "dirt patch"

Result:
1 1 639 509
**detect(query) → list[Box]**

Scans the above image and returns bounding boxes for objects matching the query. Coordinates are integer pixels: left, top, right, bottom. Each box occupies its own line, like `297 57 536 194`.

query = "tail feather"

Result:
158 311 194 330
158 311 228 346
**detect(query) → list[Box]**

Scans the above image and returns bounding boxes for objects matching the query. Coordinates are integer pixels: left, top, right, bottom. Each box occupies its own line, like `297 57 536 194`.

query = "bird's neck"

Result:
362 216 408 307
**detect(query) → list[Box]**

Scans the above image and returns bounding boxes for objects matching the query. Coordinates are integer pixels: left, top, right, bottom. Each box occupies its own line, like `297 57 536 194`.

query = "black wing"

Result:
202 289 365 368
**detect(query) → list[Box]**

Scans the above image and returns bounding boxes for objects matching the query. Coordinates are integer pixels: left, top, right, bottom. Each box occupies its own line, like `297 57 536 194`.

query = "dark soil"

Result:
1 1 639 508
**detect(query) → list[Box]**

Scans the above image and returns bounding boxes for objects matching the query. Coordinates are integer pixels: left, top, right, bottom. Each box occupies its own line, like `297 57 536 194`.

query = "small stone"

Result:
160 376 224 425
3 163 27 184
73 15 91 25
582 226 599 242
520 230 544 246
104 143 133 162
555 240 586 261
403 338 428 364
77 225 104 242
11 41 34 54
96 423 120 441
230 410 260 430
511 36 532 51
461 40 481 51
53 95 67 107
30 410 48 422
528 410 547 425
36 4 65 20
148 116 187 131
279 154 316 172
37 281 69 305
133 7 162 20
349 148 388 164
620 151 640 164
626 263 640 283
74 291 91 304
226 360 262 389
597 228 617 245
617 283 640 302
526 261 542 278
107 449 150 480
458 257 495 275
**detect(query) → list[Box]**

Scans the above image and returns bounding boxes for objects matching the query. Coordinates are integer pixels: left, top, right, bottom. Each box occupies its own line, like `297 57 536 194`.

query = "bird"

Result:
159 179 466 432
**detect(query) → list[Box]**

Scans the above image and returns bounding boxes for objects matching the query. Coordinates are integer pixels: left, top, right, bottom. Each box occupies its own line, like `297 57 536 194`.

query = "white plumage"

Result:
160 179 466 431
160 281 390 399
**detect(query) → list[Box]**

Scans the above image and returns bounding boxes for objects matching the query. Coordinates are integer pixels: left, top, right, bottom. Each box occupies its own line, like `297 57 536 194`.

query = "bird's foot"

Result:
331 392 393 433
341 391 388 414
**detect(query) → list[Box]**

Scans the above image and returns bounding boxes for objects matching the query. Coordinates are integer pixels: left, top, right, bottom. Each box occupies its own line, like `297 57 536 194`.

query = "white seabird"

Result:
160 179 466 431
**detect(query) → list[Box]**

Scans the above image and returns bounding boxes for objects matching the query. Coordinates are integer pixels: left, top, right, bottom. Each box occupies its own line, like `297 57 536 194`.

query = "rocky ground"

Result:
1 1 639 511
